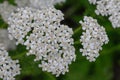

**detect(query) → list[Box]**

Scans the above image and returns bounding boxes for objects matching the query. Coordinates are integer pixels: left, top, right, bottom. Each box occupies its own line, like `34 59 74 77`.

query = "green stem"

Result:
73 26 82 35
11 51 27 59
74 40 80 45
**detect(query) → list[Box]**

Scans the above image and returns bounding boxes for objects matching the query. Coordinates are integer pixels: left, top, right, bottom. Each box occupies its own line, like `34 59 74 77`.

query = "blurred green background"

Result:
0 0 120 80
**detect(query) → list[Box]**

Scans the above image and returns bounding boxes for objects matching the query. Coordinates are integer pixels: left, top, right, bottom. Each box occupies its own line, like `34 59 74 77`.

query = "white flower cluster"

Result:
0 1 16 22
79 16 109 62
8 7 76 77
8 7 36 45
26 24 75 77
0 44 21 80
88 0 120 28
8 7 64 45
0 0 65 23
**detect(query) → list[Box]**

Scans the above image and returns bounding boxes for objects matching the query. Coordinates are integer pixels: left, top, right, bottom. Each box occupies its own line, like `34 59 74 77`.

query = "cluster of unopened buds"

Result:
0 0 119 79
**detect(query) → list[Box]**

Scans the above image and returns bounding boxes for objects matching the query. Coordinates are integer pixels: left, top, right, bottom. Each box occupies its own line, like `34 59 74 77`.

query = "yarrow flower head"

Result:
79 16 109 62
8 7 37 45
8 7 76 77
25 24 75 77
88 0 120 28
0 44 21 80
0 0 65 23
8 7 64 45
